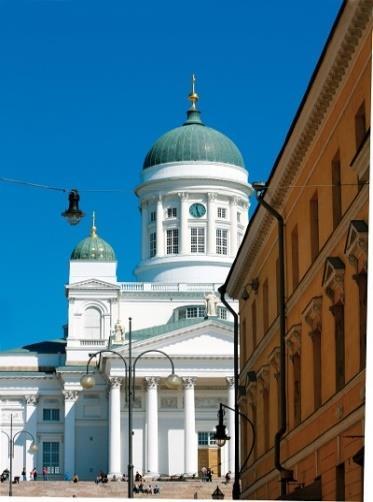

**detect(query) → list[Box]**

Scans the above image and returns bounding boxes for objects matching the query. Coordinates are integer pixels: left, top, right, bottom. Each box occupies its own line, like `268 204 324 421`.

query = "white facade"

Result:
0 95 250 481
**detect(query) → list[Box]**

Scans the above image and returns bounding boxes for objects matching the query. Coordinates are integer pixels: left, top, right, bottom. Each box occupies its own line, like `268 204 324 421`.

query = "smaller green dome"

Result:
71 225 116 262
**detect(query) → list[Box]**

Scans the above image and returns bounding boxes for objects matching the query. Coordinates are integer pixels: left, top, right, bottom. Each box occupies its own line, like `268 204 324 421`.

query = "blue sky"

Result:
0 0 343 350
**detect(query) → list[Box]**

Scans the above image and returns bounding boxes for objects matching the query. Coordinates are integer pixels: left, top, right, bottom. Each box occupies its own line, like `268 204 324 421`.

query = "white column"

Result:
229 197 238 257
183 377 197 476
179 192 189 255
156 196 164 257
25 395 38 475
63 390 79 479
141 200 149 260
207 193 216 255
145 377 160 476
226 377 235 474
108 377 122 477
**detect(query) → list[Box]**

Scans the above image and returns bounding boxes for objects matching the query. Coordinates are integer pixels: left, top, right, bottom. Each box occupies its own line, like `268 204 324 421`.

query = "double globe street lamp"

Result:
1 413 38 497
80 318 182 498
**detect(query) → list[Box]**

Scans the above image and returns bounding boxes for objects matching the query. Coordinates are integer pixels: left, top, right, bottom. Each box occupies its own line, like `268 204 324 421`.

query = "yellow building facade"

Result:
225 1 371 500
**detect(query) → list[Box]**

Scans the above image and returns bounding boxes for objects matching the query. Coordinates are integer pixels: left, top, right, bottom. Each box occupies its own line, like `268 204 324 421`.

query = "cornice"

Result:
227 0 372 296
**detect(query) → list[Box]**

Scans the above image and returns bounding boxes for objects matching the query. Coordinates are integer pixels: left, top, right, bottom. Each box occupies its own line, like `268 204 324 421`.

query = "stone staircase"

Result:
0 479 233 499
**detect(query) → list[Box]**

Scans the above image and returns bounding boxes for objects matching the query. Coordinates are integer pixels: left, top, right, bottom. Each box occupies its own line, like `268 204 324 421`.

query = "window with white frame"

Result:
43 409 60 421
237 233 243 246
218 307 227 320
216 228 228 255
149 232 156 257
178 306 205 320
150 211 156 222
84 307 101 338
42 442 60 474
217 207 227 219
237 212 241 223
190 227 205 253
166 228 179 254
167 207 177 218
198 432 216 446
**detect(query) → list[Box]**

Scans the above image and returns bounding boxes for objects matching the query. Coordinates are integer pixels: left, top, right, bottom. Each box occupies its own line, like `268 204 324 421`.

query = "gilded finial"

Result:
188 73 199 109
91 211 97 237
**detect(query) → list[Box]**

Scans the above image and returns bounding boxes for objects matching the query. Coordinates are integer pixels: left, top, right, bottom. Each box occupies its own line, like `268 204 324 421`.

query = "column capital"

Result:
63 390 79 402
178 192 189 201
230 196 238 206
226 376 235 388
208 192 217 201
145 376 160 389
108 377 122 389
25 395 39 406
182 376 196 389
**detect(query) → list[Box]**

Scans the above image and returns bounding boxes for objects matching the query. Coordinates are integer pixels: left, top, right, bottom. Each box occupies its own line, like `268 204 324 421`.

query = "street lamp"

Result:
61 189 85 225
251 181 293 497
213 403 256 478
80 318 182 498
1 413 38 497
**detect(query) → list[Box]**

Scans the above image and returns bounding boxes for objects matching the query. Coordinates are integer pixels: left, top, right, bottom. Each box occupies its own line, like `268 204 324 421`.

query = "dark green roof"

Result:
71 226 116 262
143 108 245 169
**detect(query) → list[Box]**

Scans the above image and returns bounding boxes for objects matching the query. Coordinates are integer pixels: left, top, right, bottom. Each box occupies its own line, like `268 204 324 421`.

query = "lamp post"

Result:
252 181 292 498
80 318 182 498
1 413 38 497
218 284 241 499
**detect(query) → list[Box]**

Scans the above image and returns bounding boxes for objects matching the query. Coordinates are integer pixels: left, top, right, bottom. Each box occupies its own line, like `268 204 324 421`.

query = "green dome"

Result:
71 226 116 261
143 109 245 169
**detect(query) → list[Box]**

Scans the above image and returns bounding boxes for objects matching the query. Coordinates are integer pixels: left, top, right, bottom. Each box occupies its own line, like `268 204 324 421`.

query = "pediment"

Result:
120 320 234 358
66 279 120 290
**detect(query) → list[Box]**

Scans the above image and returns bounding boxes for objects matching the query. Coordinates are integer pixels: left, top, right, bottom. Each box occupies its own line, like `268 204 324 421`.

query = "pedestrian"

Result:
32 468 37 481
201 466 207 482
225 471 231 484
21 468 26 482
42 466 48 481
72 473 79 483
206 468 212 482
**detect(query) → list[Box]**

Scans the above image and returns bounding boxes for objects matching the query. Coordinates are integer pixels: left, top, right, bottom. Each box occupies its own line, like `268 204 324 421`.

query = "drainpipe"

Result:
218 284 240 500
253 186 291 498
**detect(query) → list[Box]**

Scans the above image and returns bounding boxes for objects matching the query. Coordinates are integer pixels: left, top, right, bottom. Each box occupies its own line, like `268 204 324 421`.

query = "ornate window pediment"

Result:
303 296 322 335
344 220 368 272
286 324 302 360
322 257 345 303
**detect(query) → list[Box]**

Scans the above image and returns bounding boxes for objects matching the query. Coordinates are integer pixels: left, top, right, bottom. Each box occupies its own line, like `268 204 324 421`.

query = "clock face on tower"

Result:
189 203 206 218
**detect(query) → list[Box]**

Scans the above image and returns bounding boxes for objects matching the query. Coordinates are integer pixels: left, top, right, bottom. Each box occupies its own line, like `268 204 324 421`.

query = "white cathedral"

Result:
0 83 251 480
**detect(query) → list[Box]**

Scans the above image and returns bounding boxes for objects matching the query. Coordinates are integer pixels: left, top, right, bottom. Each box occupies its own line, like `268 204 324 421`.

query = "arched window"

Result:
84 307 101 339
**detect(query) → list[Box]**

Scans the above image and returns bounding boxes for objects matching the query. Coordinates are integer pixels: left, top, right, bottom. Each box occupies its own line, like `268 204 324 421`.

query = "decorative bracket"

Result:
344 220 368 273
303 296 322 335
322 257 345 304
286 324 302 361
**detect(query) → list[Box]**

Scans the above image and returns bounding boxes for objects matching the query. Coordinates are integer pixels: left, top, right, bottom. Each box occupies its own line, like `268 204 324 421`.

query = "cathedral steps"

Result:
0 479 233 499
